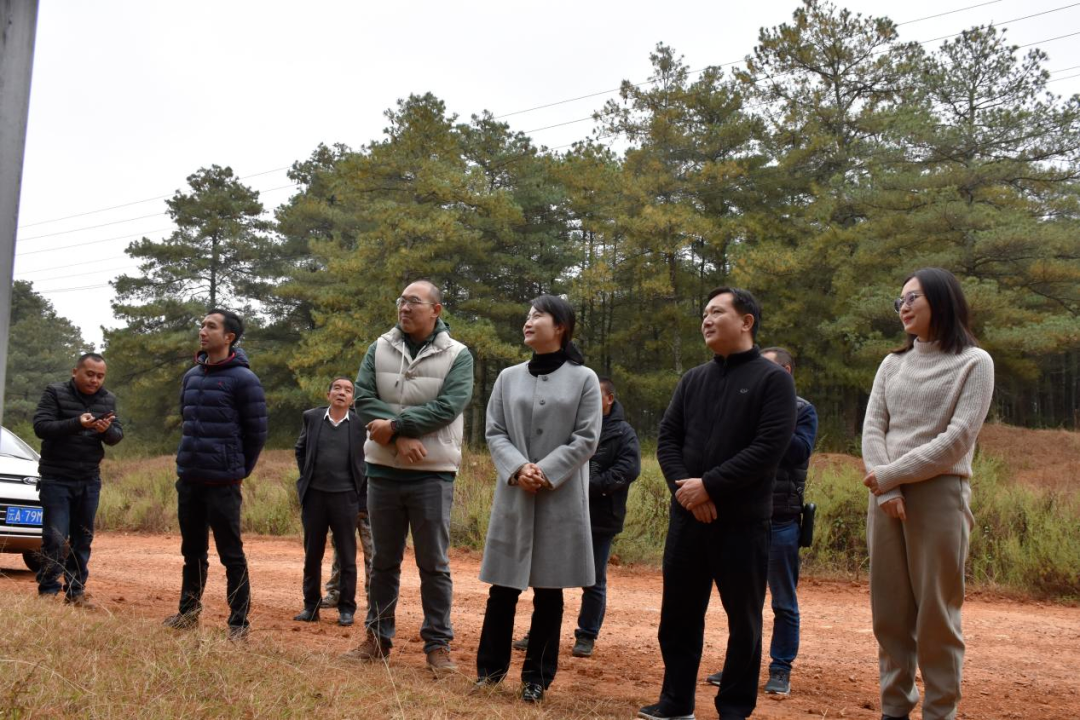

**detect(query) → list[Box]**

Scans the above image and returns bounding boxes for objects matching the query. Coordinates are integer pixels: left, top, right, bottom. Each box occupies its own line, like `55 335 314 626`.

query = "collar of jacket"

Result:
386 317 452 359
712 345 760 369
194 347 249 372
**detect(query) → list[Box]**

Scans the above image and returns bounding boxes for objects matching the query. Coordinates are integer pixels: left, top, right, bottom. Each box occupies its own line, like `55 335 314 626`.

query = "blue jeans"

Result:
37 477 101 598
576 531 615 640
768 518 801 673
365 476 454 653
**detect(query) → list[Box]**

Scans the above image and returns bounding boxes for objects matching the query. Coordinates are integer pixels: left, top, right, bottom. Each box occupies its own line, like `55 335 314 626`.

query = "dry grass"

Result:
0 589 629 719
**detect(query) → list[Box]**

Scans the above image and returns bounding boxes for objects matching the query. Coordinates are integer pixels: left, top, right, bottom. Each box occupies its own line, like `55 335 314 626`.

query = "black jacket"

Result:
176 348 268 483
657 347 796 521
294 407 367 511
33 379 123 481
772 396 818 521
588 400 641 535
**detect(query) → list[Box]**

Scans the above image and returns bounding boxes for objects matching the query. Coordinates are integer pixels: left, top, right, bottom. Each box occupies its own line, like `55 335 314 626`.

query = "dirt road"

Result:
2 532 1076 719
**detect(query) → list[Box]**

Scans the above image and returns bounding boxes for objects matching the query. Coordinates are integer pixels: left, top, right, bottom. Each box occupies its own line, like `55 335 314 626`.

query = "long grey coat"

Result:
479 361 602 590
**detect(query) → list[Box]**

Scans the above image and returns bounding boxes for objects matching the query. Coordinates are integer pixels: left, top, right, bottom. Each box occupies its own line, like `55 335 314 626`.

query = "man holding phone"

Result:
32 352 124 607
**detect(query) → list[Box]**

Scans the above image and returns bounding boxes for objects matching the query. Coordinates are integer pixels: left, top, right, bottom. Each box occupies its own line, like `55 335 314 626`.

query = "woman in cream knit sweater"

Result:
861 268 994 720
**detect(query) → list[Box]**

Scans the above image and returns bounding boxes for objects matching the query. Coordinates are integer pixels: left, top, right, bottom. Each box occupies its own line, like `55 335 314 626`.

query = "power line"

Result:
15 228 173 257
17 165 292 230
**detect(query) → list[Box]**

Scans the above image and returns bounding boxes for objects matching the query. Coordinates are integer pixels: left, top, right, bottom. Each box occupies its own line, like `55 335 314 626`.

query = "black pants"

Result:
176 481 250 629
477 585 564 689
658 508 770 720
301 488 360 613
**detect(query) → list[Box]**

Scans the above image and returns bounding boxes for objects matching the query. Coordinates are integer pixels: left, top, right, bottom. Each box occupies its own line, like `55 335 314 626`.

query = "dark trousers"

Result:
301 489 360 613
576 530 615 639
658 509 770 720
477 585 564 689
37 477 101 598
176 480 250 628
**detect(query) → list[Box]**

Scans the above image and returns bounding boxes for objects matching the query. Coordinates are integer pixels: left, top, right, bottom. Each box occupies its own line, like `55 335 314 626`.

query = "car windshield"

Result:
0 428 39 461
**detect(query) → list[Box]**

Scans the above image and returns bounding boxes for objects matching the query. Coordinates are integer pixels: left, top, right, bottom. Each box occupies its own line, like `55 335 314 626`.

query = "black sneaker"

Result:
705 670 722 687
637 703 695 720
764 668 790 695
163 611 200 630
521 682 544 703
512 633 529 651
571 636 594 657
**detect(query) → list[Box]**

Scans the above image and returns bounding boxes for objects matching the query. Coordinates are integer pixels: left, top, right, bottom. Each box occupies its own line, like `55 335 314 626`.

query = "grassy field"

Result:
91 431 1080 598
0 592 628 720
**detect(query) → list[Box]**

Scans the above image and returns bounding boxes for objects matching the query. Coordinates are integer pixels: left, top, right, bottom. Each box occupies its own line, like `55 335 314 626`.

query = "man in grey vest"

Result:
343 280 474 675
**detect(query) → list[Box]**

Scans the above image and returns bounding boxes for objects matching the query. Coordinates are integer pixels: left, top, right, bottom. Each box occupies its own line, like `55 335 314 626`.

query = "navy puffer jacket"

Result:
176 348 268 483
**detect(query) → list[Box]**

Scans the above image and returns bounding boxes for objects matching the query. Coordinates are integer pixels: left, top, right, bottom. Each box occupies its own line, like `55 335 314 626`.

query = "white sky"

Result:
13 0 1080 347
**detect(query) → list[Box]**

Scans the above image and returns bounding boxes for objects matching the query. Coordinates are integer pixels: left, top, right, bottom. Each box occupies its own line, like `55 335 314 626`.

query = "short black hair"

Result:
761 346 794 370
328 376 354 392
76 352 105 368
598 376 616 395
408 279 442 305
705 286 762 340
206 308 244 348
893 267 978 355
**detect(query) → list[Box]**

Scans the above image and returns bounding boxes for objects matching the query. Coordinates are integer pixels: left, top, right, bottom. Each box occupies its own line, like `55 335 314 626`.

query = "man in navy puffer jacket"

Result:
164 309 267 640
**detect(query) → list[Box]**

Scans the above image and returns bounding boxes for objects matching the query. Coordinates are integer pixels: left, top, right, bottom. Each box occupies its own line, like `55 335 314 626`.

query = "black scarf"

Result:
528 349 569 377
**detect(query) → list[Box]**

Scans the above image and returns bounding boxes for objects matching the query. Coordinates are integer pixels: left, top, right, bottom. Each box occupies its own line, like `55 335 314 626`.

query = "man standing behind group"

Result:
344 280 473 675
707 346 818 697
33 353 124 607
640 288 796 720
165 309 267 640
294 377 367 627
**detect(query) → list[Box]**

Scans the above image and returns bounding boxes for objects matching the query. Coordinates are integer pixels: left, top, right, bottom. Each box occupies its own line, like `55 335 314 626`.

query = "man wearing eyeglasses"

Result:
343 280 474 675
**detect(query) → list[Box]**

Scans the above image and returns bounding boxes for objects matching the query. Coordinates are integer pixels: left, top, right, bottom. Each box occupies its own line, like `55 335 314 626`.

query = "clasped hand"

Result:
862 470 907 520
674 478 717 524
516 463 547 494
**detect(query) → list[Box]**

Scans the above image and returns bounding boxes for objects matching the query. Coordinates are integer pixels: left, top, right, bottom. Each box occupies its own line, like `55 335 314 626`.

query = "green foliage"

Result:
3 281 86 427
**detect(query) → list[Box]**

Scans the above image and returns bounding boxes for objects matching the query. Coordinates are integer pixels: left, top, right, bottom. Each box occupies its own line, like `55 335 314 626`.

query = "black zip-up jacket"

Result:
657 346 796 521
588 400 641 535
33 379 123 481
176 348 267 483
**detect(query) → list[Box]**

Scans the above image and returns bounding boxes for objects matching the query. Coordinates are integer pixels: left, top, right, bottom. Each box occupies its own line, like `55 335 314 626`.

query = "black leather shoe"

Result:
338 612 354 626
521 682 544 703
293 608 319 622
882 715 910 720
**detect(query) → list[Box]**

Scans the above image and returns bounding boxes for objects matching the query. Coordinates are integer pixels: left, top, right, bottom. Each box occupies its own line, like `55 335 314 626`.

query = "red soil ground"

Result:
2 532 1076 719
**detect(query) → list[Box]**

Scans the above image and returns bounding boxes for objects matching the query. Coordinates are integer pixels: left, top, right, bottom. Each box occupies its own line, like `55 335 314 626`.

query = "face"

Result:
701 293 753 355
326 379 354 409
762 351 792 376
600 387 615 416
523 307 564 351
897 277 932 340
398 282 441 338
200 313 234 354
72 358 107 395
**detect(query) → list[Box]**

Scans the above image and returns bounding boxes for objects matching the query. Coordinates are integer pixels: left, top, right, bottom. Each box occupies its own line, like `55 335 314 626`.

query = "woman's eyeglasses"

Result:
893 292 923 313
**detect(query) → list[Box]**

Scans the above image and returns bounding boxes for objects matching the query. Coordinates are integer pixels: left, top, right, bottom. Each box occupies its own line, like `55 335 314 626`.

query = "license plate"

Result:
5 506 42 527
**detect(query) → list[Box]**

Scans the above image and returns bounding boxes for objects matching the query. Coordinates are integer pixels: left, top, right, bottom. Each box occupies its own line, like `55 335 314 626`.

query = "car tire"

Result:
22 551 42 573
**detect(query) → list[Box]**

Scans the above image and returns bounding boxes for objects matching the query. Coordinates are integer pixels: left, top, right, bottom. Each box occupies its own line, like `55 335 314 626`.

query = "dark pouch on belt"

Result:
799 502 816 548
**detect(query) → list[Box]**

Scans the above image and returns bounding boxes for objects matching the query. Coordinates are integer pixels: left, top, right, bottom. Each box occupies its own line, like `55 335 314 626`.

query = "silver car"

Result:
0 426 43 571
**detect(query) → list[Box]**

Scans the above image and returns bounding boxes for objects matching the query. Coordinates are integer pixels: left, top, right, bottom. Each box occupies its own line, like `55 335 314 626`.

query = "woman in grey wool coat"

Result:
475 294 602 704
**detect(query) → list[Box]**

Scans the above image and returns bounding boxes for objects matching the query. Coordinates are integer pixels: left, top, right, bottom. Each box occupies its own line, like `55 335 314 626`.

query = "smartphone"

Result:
91 411 115 422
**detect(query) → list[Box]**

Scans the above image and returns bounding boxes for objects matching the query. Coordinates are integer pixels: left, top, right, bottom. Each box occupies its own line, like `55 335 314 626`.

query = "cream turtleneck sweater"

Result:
861 339 995 505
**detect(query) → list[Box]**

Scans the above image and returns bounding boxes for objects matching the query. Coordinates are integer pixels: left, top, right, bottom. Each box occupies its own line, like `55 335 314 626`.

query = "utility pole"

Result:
0 0 40 426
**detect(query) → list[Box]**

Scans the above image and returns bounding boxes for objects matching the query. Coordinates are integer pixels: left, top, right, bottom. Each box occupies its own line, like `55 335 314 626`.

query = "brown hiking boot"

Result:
426 646 457 675
64 594 98 611
342 630 390 662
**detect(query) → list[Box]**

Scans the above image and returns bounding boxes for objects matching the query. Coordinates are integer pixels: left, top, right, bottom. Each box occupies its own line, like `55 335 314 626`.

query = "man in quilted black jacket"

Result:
164 309 267 639
33 352 124 606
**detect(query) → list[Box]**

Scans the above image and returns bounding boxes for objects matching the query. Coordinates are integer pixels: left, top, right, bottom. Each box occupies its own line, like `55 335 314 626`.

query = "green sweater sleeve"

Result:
396 348 475 437
354 342 396 424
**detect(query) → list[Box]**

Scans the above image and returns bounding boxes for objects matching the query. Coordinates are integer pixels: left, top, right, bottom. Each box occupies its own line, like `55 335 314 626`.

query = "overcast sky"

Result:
13 0 1080 347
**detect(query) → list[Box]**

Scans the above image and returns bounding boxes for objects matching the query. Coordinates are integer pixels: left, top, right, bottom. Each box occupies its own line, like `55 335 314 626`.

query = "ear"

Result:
742 314 755 333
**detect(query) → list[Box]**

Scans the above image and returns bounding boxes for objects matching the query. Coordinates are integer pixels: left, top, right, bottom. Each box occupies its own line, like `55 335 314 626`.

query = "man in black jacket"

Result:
575 376 640 656
293 376 367 627
639 288 796 720
32 352 123 606
706 347 818 697
164 309 267 640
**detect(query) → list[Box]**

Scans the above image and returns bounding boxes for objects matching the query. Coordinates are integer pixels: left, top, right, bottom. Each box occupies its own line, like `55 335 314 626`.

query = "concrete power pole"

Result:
0 0 40 426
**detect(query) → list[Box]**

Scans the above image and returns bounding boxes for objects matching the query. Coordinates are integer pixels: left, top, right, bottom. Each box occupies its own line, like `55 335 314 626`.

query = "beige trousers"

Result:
867 475 973 720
